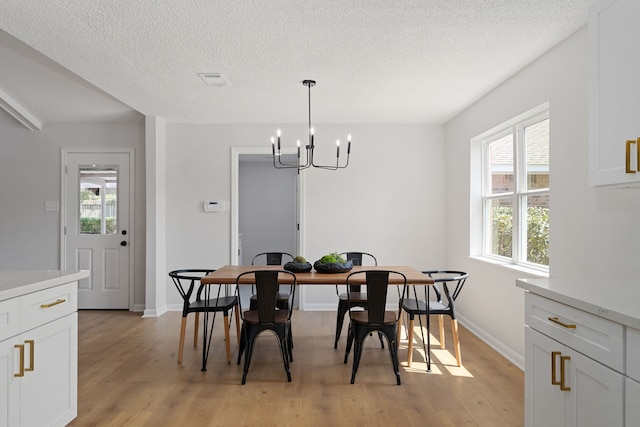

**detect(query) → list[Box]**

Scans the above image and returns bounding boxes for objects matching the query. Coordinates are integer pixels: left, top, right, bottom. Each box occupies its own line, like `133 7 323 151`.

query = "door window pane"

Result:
79 166 118 234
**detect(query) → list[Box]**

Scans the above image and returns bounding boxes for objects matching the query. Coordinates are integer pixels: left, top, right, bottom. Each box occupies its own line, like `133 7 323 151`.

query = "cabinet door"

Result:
627 378 640 427
525 327 565 427
564 345 624 427
0 337 20 427
21 313 78 427
589 0 640 186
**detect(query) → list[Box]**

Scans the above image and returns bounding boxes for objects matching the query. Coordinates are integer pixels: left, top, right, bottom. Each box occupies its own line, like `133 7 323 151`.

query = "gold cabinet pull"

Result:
40 298 65 309
626 140 637 174
14 344 25 377
551 351 561 385
637 138 640 172
25 340 34 372
560 355 571 391
548 316 576 329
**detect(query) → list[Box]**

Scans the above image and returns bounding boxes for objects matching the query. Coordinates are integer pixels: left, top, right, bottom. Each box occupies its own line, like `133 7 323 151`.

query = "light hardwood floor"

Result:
70 310 523 426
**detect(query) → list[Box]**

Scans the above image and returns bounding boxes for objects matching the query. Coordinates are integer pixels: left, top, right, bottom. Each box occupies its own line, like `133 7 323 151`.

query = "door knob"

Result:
120 241 127 246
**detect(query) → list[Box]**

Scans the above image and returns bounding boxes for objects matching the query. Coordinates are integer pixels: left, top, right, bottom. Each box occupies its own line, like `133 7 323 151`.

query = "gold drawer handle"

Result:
626 140 637 174
25 340 34 372
560 355 571 391
548 316 576 329
40 298 65 309
551 351 561 385
14 344 24 377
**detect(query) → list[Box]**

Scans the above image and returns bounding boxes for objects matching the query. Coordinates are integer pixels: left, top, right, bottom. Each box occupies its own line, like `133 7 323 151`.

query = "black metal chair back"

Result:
251 252 294 265
343 270 406 385
333 251 379 349
236 269 297 384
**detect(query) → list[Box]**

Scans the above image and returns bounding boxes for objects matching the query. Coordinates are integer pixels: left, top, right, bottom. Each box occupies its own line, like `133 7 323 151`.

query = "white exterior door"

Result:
63 150 132 309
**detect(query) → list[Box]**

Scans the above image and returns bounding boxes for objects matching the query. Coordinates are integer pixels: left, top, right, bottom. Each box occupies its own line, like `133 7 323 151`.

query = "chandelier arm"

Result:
270 79 350 173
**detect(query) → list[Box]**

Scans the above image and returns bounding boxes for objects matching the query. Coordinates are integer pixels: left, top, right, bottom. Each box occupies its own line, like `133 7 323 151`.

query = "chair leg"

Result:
278 328 292 382
193 312 200 347
451 318 462 366
223 313 231 364
407 317 415 367
237 325 246 365
385 330 401 385
234 305 241 344
178 317 187 364
396 311 404 346
241 337 254 385
438 314 445 349
344 323 354 363
350 331 364 384
334 301 348 349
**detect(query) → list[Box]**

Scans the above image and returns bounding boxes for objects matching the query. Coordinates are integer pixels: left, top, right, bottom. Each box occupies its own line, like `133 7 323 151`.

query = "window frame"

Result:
473 103 549 273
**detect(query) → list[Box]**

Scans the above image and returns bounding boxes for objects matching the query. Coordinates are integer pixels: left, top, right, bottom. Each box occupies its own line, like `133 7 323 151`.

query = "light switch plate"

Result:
45 201 59 212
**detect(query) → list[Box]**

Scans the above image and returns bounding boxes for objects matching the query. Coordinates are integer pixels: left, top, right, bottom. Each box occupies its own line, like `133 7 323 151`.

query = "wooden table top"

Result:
201 265 433 285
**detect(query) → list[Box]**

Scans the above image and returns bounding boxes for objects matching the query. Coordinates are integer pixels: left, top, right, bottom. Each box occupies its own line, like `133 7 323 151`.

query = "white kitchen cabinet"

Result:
524 293 624 426
0 276 80 427
589 0 640 187
627 328 640 426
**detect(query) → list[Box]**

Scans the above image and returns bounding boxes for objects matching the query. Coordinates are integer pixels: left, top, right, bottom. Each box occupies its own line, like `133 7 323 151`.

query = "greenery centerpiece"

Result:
284 255 312 273
313 252 353 273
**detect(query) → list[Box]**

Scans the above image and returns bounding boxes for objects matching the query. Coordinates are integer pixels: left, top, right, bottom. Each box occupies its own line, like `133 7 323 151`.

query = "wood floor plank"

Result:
69 310 523 426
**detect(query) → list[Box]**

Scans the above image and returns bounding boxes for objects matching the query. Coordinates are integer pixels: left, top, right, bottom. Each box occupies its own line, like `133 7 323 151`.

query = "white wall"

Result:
164 123 446 308
444 25 640 367
0 119 147 307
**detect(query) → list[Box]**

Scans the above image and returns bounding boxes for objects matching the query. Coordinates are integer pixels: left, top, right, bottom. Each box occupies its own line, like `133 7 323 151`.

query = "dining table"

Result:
197 265 434 371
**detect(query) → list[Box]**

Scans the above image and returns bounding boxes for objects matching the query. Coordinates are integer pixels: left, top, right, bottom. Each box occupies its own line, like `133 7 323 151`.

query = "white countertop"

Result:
0 270 89 301
516 278 640 330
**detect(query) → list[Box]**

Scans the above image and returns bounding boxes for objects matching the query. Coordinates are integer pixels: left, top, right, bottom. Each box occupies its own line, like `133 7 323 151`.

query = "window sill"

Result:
469 255 549 278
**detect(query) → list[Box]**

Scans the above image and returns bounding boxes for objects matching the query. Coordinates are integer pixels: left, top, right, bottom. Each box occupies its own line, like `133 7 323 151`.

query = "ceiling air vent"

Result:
198 73 229 87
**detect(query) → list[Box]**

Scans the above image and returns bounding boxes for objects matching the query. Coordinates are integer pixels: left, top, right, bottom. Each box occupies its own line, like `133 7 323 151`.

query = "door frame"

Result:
60 147 135 310
230 146 304 265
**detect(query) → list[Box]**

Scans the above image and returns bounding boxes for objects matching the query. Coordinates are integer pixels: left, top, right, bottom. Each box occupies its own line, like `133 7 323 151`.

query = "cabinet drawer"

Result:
525 292 624 372
0 297 20 341
20 282 77 332
627 327 640 382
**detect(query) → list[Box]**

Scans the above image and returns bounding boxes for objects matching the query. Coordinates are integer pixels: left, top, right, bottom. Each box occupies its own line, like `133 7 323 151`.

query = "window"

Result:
474 104 549 271
78 166 118 234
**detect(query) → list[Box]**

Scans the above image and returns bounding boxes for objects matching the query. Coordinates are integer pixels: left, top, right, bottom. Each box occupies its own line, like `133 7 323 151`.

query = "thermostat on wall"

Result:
204 201 222 212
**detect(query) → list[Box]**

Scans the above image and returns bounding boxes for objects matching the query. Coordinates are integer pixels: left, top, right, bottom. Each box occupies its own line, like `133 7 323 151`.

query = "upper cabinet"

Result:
589 0 640 187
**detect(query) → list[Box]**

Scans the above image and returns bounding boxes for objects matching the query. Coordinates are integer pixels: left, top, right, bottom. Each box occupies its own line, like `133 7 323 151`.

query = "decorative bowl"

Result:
284 261 312 273
313 260 353 274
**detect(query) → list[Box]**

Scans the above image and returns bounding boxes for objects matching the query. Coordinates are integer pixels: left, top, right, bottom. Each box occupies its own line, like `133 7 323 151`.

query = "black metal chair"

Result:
168 269 240 366
398 270 469 368
236 269 297 384
343 270 407 385
334 251 381 349
250 252 294 310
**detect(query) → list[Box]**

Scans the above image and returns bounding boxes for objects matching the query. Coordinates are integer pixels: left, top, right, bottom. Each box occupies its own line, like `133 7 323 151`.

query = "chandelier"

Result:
271 79 351 172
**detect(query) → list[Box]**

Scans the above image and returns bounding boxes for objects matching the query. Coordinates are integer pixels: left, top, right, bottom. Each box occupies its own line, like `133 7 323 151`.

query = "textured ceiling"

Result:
0 0 592 127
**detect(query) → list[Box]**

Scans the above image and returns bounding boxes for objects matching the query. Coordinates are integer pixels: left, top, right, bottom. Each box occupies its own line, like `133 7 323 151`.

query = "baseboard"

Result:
142 305 168 318
131 303 146 312
456 313 524 371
